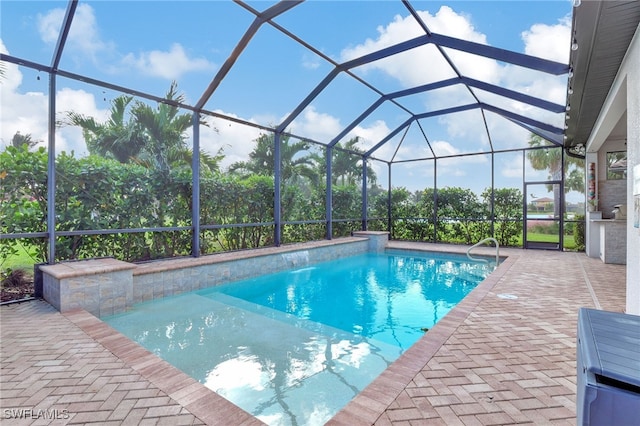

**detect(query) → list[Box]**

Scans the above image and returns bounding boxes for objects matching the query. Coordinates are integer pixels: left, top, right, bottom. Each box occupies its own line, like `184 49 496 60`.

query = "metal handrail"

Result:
467 237 500 269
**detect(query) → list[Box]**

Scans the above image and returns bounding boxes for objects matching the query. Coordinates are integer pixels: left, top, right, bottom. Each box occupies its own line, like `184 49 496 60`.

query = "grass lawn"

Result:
527 233 561 243
515 233 577 250
1 243 39 272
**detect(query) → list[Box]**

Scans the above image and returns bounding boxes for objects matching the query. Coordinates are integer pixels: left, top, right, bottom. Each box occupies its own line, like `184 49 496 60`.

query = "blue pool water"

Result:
104 250 494 425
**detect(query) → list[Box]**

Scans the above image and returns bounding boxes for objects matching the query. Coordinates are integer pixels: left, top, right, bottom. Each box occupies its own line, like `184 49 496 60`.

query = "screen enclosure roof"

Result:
1 0 578 164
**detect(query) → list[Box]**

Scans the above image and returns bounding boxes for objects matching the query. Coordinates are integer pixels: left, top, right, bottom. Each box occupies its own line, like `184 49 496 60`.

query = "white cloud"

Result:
4 3 572 194
429 140 488 162
0 87 48 151
288 106 343 143
1 34 274 170
122 43 216 80
36 8 64 44
57 88 108 122
55 87 109 154
431 140 461 157
289 107 393 156
203 105 394 175
0 40 23 92
302 53 321 70
37 4 215 81
38 4 114 64
513 15 571 116
1 40 46 150
340 6 499 87
351 120 392 152
0 40 107 155
203 112 263 170
500 159 523 179
521 16 572 64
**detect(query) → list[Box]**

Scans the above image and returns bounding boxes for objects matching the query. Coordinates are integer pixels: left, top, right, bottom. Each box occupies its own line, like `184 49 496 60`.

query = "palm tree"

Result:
130 81 195 173
228 133 272 177
62 82 217 174
326 137 377 186
229 133 319 185
10 131 41 150
527 134 562 176
526 134 584 217
62 95 146 162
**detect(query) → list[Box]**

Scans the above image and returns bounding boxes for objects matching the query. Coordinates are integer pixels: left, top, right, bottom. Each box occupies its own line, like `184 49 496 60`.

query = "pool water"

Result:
104 250 493 425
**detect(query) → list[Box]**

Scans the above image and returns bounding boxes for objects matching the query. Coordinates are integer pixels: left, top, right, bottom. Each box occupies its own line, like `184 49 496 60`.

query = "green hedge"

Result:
2 146 543 269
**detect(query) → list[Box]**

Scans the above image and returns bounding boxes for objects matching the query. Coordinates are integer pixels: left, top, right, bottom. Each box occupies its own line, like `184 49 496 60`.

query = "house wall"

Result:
586 24 640 314
625 25 640 315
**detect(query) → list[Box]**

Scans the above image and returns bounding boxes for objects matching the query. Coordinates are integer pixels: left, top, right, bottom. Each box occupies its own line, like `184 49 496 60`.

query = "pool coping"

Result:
62 242 516 425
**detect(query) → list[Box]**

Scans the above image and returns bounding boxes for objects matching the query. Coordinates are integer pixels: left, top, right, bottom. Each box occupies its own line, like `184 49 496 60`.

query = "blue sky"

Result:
1 0 577 198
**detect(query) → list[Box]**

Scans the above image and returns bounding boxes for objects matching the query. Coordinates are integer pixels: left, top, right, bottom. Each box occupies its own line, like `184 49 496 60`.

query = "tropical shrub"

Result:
2 143 549 268
436 187 490 244
200 174 275 252
483 187 523 247
573 214 585 250
1 146 49 264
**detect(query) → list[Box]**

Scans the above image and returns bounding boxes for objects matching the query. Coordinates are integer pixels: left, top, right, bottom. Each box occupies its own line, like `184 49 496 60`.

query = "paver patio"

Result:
1 243 628 425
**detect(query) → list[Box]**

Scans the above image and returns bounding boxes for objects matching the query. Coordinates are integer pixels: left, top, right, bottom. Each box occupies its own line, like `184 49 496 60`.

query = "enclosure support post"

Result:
274 132 282 246
522 152 527 246
491 151 495 236
326 146 333 240
387 163 392 235
47 74 56 264
191 113 201 257
433 159 438 243
560 147 565 250
362 157 368 231
46 0 77 264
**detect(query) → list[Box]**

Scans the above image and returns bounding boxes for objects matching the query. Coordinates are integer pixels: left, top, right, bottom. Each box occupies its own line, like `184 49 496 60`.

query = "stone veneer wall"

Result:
599 221 627 264
131 237 372 307
598 179 627 219
353 230 388 252
41 258 136 318
41 233 389 317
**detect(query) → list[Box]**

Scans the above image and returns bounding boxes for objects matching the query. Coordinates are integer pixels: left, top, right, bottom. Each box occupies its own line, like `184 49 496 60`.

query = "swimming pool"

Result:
104 250 494 425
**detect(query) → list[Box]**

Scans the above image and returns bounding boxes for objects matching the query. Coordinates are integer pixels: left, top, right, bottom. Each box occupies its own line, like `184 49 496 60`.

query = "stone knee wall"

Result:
40 237 375 317
131 239 370 304
40 259 135 317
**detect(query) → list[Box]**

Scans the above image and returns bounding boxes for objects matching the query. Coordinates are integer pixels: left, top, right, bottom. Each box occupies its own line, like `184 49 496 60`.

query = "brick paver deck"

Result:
1 243 628 425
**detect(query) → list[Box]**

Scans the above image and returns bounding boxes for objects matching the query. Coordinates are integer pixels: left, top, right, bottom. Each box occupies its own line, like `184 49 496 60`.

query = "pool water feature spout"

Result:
281 250 310 267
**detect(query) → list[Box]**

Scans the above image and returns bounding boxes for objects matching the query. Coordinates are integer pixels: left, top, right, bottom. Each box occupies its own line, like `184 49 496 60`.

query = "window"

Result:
607 151 627 180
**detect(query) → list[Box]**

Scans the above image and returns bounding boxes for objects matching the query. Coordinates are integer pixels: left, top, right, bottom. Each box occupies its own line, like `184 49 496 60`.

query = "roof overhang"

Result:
564 0 640 150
